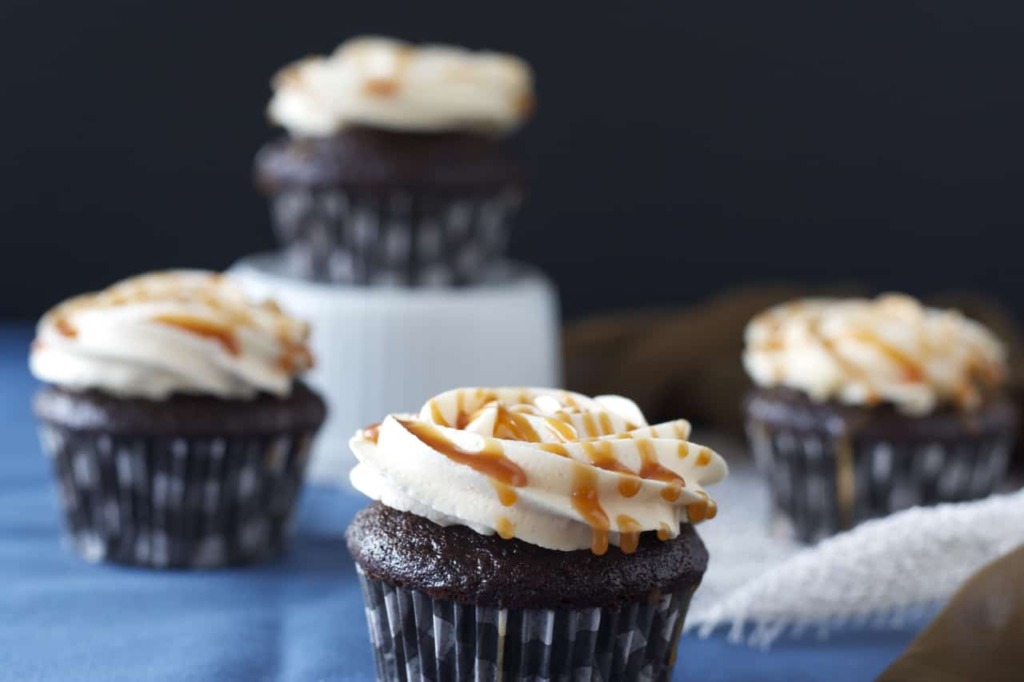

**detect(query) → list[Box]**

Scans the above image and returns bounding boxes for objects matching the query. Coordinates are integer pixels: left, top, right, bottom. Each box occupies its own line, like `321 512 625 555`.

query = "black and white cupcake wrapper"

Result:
357 569 694 682
746 421 1013 543
37 426 315 568
269 187 523 286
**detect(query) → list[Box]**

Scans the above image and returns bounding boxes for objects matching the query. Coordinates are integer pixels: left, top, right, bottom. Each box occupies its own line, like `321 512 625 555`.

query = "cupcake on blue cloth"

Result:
30 270 326 568
346 387 728 681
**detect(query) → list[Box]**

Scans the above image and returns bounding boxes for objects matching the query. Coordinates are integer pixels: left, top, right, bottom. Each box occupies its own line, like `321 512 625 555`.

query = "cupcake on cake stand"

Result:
233 36 559 482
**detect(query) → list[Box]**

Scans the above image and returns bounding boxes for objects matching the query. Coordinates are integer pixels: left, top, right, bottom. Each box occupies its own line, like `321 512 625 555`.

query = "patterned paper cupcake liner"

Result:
37 425 315 568
356 569 694 682
268 187 523 286
746 421 1013 543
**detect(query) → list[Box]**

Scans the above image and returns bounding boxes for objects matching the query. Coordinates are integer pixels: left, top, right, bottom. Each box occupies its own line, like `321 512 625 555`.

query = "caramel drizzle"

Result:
544 418 578 442
399 420 527 488
361 45 412 97
495 516 515 540
686 490 718 522
493 406 541 442
492 481 518 507
616 514 642 555
849 330 925 383
408 390 715 555
636 439 685 502
571 464 609 555
153 313 240 356
761 316 939 404
428 400 450 427
538 443 569 456
581 441 642 498
277 339 314 373
361 423 382 444
657 523 673 541
55 317 78 338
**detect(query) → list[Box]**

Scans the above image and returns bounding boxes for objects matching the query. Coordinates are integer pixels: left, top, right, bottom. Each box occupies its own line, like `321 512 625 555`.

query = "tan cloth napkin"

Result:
879 546 1024 682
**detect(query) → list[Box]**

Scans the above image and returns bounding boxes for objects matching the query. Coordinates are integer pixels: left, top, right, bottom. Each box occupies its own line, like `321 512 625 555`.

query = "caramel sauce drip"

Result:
543 418 578 443
493 406 541 442
362 47 411 97
687 490 718 522
495 516 515 540
493 481 518 507
277 340 314 373
539 443 569 456
850 330 925 383
657 522 673 542
571 464 610 555
153 313 239 356
455 390 468 428
677 442 689 458
672 421 689 439
616 515 642 555
635 439 685 503
636 440 685 483
55 317 77 338
400 420 527 487
361 423 382 444
581 412 599 438
577 440 641 498
695 449 711 467
364 78 400 96
618 477 642 498
428 400 450 427
598 412 614 435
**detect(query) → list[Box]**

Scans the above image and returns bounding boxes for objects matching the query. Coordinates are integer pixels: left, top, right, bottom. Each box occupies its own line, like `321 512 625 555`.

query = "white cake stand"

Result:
230 253 561 484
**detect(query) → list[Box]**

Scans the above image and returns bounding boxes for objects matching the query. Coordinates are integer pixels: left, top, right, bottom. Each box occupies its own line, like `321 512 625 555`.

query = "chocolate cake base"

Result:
254 129 525 285
33 384 326 568
745 387 1016 542
347 502 707 610
347 504 706 681
254 128 524 193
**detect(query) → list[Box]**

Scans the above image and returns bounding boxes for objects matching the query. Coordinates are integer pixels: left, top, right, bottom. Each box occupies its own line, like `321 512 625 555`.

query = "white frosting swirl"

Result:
30 271 314 400
268 36 534 137
349 387 728 554
743 294 1008 415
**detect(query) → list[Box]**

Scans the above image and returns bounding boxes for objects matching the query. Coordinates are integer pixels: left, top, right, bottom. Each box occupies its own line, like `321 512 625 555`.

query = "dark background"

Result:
3 1 1023 321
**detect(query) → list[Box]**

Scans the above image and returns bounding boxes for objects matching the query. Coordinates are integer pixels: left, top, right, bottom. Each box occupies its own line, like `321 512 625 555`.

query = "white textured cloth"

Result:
687 442 1024 647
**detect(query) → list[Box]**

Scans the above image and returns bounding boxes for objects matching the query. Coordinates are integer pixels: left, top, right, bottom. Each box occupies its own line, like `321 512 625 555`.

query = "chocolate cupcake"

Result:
346 387 728 681
30 271 326 568
255 37 533 286
743 294 1016 543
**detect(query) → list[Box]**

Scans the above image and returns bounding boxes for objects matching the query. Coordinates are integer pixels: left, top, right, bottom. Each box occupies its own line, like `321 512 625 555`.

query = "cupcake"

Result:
30 271 327 568
743 294 1016 542
255 36 533 286
346 387 728 681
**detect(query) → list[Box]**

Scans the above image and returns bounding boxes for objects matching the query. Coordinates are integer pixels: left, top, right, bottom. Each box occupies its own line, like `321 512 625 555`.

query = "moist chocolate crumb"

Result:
254 127 525 193
33 382 326 436
346 502 708 609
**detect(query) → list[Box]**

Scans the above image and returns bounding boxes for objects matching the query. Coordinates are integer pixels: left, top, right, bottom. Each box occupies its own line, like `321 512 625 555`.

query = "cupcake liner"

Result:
268 187 523 285
356 568 694 681
37 425 315 568
746 421 1013 543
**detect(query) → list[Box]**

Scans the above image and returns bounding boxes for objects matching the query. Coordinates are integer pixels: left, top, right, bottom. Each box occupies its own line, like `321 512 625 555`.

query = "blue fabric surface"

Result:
0 323 918 681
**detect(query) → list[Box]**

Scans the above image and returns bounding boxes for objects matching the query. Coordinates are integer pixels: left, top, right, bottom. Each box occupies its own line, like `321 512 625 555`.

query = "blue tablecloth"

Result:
0 323 918 681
